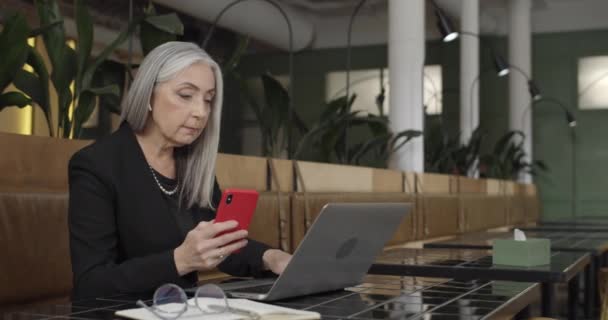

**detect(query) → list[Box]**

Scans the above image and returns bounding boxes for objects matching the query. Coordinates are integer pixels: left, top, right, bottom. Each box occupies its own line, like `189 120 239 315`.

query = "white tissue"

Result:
514 228 527 241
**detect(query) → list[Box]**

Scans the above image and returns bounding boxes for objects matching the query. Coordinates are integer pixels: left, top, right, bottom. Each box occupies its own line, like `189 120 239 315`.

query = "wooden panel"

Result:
404 172 416 194
486 179 502 195
269 159 293 192
461 195 508 232
524 195 541 223
294 161 373 192
290 193 416 249
504 181 516 195
215 153 267 191
0 192 72 305
524 184 537 196
372 168 403 192
515 183 527 196
456 177 486 194
248 192 291 252
508 196 527 226
418 195 461 239
416 173 453 194
0 133 90 192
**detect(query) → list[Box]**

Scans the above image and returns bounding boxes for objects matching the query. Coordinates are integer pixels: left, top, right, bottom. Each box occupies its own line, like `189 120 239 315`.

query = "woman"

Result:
68 41 291 299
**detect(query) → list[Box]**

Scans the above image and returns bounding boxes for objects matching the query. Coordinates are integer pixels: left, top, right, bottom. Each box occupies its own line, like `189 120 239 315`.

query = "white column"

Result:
460 0 479 145
388 0 425 172
508 0 533 182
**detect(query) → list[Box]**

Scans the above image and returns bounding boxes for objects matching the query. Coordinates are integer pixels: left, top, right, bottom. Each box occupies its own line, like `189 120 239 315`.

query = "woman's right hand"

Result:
173 220 248 276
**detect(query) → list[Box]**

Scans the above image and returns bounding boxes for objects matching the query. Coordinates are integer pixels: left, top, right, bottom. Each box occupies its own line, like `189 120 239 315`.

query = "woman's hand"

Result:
173 220 248 276
262 249 292 275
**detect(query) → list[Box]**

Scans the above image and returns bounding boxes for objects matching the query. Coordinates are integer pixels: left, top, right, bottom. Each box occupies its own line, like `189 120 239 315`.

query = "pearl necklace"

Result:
149 165 179 195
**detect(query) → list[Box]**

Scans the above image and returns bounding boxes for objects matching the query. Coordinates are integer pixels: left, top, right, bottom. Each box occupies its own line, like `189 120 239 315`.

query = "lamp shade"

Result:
435 7 458 42
494 53 510 77
528 80 542 101
566 111 577 127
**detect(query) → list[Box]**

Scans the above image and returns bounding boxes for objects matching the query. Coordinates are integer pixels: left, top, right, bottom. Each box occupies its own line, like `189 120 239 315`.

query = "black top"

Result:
423 230 608 255
152 168 202 238
370 248 590 283
68 122 272 299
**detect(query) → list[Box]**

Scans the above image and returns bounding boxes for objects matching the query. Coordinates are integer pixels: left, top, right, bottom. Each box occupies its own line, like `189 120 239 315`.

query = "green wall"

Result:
533 29 608 219
236 28 608 220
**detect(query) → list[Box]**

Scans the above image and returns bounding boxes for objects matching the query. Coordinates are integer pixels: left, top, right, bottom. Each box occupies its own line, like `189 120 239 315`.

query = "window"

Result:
325 65 443 116
578 56 608 110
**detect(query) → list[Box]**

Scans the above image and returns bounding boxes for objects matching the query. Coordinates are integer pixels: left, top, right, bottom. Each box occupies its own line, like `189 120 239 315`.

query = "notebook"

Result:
115 297 321 320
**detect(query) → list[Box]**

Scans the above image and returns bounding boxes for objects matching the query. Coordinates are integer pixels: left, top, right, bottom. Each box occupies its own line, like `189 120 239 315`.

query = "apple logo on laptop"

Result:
336 237 358 259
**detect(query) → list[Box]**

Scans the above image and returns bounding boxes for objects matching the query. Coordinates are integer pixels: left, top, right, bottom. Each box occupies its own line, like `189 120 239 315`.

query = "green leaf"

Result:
29 19 63 37
0 91 32 111
390 130 423 152
84 84 119 97
494 130 524 157
75 0 94 94
350 133 391 164
262 73 289 140
73 90 95 138
0 13 30 92
140 19 177 56
54 46 77 132
35 0 67 88
82 16 141 91
139 7 183 55
144 13 184 35
24 46 53 136
222 35 249 74
13 69 44 107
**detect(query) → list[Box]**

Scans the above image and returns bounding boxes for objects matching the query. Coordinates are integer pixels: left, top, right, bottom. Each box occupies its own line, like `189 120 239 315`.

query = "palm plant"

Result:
238 72 307 158
424 119 484 176
294 94 422 168
2 0 183 138
479 130 548 179
0 13 32 108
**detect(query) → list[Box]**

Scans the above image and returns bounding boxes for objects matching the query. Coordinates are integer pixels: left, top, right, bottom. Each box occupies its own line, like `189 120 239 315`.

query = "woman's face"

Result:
149 62 216 147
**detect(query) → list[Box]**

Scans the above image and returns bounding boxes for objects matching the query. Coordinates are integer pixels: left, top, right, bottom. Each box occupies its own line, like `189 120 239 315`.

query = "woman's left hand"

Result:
262 249 292 275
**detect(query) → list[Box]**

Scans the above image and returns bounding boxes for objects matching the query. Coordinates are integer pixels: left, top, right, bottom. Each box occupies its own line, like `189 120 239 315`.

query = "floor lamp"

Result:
521 97 577 218
433 1 545 178
200 0 295 159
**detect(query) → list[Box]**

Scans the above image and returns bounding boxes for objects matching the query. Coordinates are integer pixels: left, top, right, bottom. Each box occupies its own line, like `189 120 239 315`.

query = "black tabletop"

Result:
6 275 540 320
423 230 608 255
520 225 608 232
541 217 608 226
369 248 590 283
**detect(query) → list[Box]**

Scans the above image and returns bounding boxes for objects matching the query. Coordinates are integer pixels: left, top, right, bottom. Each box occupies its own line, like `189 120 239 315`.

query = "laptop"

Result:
212 202 411 301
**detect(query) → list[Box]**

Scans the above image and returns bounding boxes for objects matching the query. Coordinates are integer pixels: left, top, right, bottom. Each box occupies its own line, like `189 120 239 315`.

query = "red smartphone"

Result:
214 189 259 252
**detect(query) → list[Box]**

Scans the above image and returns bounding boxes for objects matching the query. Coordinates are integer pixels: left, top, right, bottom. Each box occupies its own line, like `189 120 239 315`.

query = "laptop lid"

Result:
258 202 411 301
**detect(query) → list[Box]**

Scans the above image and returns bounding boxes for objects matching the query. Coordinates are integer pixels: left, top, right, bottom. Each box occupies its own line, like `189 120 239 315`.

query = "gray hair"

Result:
121 41 223 209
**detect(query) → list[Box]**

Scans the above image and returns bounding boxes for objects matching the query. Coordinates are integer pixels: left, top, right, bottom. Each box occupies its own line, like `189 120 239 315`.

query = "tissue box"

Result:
492 238 551 267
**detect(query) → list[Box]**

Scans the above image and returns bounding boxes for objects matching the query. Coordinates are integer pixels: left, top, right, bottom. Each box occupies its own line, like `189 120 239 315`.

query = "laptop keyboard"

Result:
229 284 274 294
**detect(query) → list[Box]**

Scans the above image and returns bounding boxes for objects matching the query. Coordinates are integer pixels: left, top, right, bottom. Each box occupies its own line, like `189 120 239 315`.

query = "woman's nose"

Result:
192 100 209 118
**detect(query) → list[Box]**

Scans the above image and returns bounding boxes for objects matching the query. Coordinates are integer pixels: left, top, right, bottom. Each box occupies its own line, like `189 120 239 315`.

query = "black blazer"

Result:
68 122 271 299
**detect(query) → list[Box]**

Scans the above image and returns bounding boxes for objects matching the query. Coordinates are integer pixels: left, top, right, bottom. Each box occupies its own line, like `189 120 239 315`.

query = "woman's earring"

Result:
147 104 152 112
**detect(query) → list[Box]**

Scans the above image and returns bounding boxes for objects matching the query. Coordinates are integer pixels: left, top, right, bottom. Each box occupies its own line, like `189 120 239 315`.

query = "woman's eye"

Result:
178 93 192 100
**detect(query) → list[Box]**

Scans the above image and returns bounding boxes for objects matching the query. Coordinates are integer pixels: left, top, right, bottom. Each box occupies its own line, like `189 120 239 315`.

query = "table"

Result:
5 275 540 320
520 225 608 233
368 248 591 319
423 230 608 253
424 230 608 316
541 217 608 226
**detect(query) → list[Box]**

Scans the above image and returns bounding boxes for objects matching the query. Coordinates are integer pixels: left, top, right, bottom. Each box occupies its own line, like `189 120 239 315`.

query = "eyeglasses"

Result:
136 283 260 320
